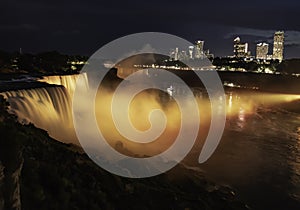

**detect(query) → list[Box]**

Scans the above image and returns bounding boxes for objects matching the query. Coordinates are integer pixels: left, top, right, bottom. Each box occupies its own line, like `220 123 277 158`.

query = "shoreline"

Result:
1 69 300 94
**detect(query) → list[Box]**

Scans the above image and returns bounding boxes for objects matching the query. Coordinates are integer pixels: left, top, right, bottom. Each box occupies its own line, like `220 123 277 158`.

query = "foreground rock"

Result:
0 96 249 210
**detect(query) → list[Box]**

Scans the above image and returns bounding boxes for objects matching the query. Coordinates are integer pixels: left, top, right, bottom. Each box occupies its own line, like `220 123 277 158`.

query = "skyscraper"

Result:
170 48 179 60
188 46 194 59
175 47 179 61
233 37 249 58
256 43 269 60
194 40 204 59
178 50 188 60
272 31 284 62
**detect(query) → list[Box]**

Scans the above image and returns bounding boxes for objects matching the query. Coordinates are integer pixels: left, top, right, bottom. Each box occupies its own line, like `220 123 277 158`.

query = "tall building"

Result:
175 47 179 61
233 37 249 58
170 48 179 60
194 40 204 59
188 46 194 59
178 50 188 60
256 43 269 60
272 31 284 62
204 49 214 60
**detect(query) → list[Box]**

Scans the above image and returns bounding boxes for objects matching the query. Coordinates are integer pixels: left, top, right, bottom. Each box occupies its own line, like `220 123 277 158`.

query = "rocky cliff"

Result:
0 161 4 210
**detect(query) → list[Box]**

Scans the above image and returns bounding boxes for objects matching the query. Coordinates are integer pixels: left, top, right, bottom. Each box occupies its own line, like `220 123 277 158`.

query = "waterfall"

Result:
0 74 88 144
38 73 89 96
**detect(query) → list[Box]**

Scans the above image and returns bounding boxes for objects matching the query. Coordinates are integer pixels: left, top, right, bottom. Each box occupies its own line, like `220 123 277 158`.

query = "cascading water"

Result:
0 71 300 209
38 73 89 96
0 74 89 144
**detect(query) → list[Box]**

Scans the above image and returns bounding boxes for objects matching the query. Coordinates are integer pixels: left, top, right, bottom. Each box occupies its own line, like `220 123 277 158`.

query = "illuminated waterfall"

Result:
38 73 89 96
0 71 298 153
0 74 89 144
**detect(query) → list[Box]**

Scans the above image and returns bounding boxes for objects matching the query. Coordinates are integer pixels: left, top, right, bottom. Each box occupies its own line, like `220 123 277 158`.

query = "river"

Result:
1 73 300 210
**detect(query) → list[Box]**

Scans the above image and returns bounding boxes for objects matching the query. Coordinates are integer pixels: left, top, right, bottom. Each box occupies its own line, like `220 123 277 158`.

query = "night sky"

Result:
1 0 300 58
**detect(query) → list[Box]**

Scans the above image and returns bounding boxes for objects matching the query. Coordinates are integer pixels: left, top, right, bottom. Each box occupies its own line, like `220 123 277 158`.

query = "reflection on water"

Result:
1 74 300 209
198 100 300 210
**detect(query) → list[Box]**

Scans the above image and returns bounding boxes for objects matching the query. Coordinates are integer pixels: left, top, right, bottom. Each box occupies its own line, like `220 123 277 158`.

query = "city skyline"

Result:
0 29 297 59
169 31 286 62
0 0 300 58
1 30 293 62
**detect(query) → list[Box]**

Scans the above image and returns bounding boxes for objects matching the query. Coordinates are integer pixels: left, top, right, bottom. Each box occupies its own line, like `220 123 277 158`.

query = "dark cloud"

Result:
0 0 299 58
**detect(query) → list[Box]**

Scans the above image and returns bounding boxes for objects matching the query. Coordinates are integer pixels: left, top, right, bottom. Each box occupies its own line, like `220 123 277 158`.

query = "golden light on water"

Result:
228 93 233 114
92 87 300 157
95 89 182 157
254 93 300 103
3 73 300 156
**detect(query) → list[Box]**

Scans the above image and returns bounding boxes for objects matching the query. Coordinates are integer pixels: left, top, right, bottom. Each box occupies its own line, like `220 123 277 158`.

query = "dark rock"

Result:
0 96 249 210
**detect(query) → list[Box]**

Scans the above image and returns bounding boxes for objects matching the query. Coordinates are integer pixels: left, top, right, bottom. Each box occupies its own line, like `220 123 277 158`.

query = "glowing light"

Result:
237 107 246 129
238 108 245 121
166 86 174 96
228 93 233 113
264 68 273 74
281 94 300 102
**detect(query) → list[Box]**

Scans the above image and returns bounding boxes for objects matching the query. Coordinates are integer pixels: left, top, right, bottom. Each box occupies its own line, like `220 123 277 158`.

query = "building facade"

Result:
256 43 269 60
233 37 250 58
272 31 284 62
188 46 194 59
194 40 204 59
